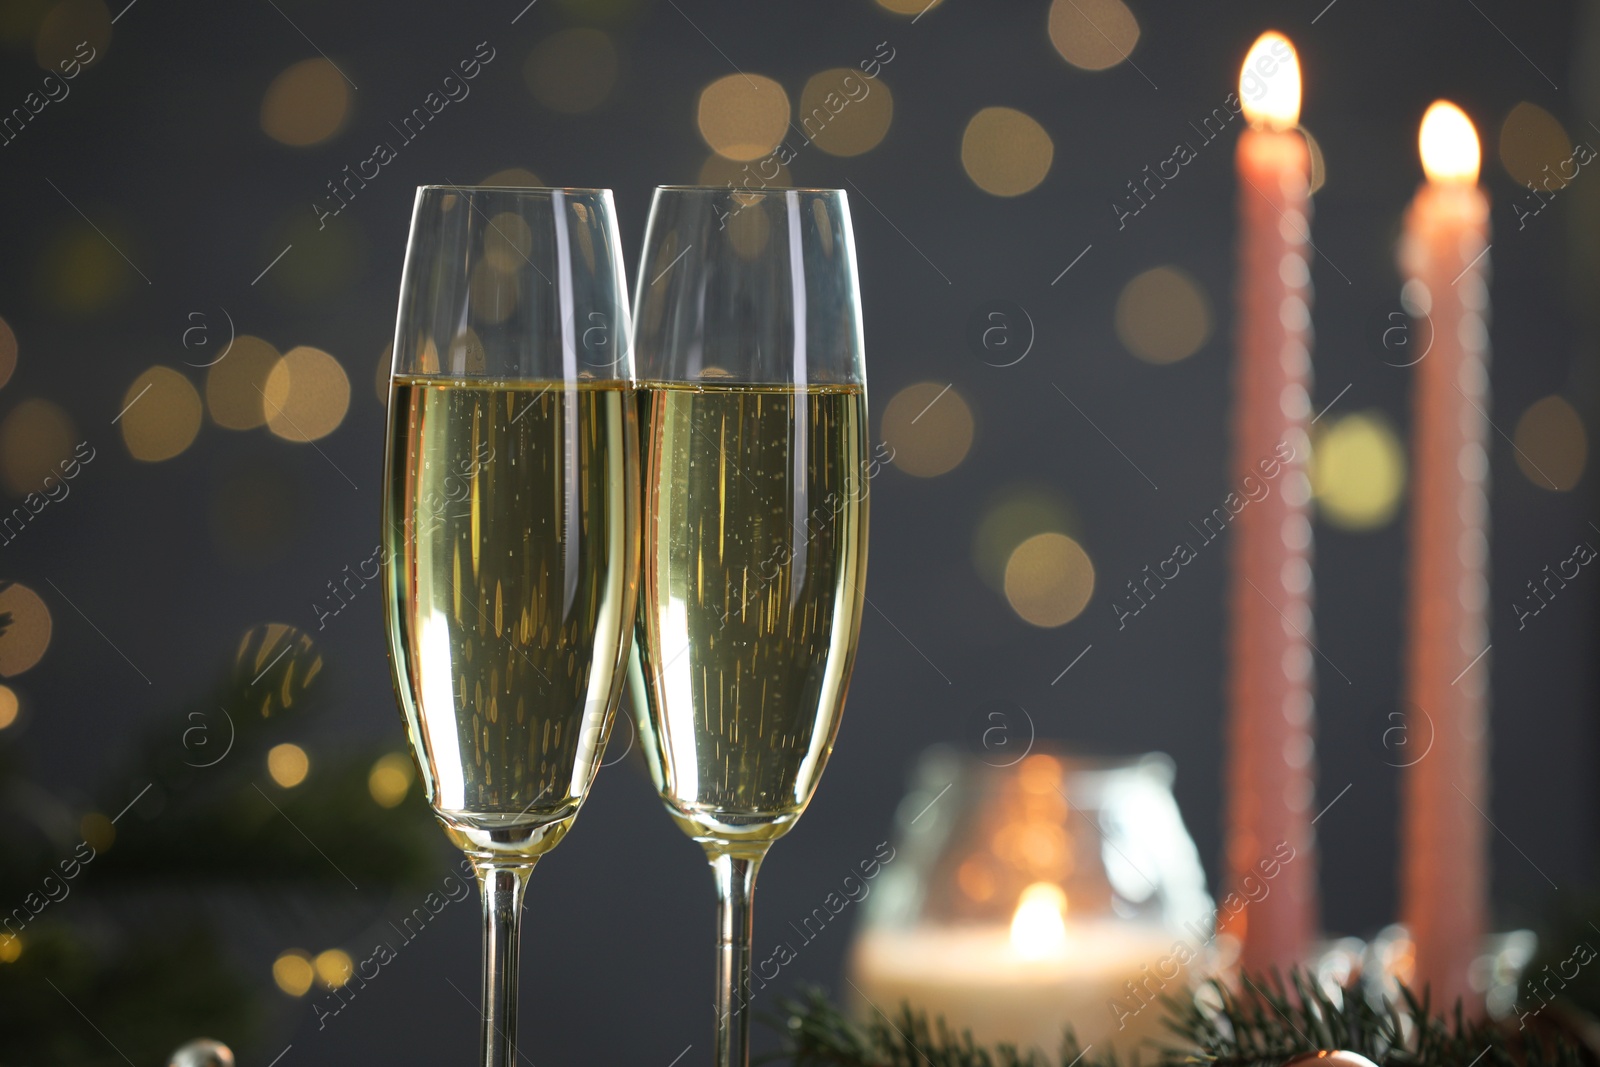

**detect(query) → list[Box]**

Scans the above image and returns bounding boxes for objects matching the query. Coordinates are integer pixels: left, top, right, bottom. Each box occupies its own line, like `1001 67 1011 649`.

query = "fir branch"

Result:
769 969 1592 1067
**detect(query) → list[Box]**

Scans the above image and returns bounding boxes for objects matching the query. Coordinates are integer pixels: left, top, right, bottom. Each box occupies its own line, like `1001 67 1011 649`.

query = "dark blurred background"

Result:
0 0 1594 1063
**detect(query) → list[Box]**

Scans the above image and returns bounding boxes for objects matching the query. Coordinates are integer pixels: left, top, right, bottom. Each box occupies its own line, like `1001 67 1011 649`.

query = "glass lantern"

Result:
848 746 1214 1059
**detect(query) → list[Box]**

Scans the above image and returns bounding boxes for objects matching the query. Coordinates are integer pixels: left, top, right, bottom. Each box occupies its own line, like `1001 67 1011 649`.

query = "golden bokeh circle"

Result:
35 0 110 71
697 73 791 162
0 397 76 496
1513 394 1586 491
1499 102 1571 188
368 752 415 808
480 167 545 187
0 932 20 962
0 582 52 677
0 316 16 391
876 0 941 13
880 382 975 478
483 211 535 272
267 742 310 788
1311 411 1407 531
273 951 315 996
263 346 351 442
120 366 202 462
375 344 391 405
80 811 114 850
41 225 133 313
261 58 351 147
1114 266 1212 364
0 685 18 730
799 68 894 157
206 335 282 431
961 107 1054 197
524 28 618 113
973 487 1077 591
1049 0 1140 71
314 948 353 988
1004 533 1096 627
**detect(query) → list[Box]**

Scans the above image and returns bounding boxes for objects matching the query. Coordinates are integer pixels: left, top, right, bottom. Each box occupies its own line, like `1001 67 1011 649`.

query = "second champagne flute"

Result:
630 187 871 1067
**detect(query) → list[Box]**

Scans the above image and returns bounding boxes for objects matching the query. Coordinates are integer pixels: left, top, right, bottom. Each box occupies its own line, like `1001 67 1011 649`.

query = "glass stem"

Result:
710 848 766 1067
474 861 535 1067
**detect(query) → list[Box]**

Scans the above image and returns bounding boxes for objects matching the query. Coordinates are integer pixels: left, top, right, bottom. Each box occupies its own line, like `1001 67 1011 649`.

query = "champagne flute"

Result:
630 187 870 1067
382 186 637 1067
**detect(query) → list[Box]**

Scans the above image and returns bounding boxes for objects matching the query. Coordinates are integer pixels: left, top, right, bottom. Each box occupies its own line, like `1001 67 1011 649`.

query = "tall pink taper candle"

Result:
1399 100 1491 1016
1221 30 1319 975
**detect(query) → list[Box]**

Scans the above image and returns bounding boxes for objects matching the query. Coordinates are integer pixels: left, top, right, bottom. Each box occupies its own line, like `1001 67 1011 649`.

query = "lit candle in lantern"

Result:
1398 100 1491 1016
1221 30 1319 976
849 886 1186 1058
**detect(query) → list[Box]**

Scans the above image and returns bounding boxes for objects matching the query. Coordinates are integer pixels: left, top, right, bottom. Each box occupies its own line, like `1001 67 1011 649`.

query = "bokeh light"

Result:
973 486 1078 591
206 335 282 430
0 316 16 391
1048 0 1140 71
120 366 202 461
698 153 792 189
875 0 941 13
1311 411 1407 531
880 382 975 478
368 752 415 808
314 948 354 988
1003 533 1096 627
273 950 315 996
0 582 50 677
0 398 76 495
261 58 351 147
469 260 519 324
268 211 365 303
40 224 134 312
697 74 790 162
375 345 391 405
267 742 309 788
524 28 618 113
1114 266 1212 364
79 811 114 850
480 167 545 187
1499 102 1572 187
263 346 351 442
961 107 1054 196
35 0 109 71
1513 394 1586 491
0 685 18 730
483 211 535 272
799 68 893 157
0 933 18 963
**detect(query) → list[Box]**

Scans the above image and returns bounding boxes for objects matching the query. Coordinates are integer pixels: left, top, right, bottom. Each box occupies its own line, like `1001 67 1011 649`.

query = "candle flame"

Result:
1419 101 1480 184
1238 32 1301 130
1009 882 1069 959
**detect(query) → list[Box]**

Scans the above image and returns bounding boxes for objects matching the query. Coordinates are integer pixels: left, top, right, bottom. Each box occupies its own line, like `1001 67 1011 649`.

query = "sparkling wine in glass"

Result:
631 186 870 1067
382 186 637 1067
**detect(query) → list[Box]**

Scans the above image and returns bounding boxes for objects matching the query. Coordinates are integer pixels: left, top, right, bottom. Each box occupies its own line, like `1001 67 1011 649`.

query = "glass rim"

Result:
653 184 848 196
414 184 615 196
